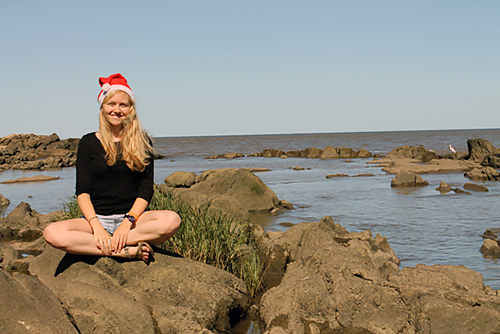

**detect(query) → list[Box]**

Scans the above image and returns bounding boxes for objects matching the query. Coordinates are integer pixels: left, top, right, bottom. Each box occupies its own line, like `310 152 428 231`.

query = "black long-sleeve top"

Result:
75 132 154 215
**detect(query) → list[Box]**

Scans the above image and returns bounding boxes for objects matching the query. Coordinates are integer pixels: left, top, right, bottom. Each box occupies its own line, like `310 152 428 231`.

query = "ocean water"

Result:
1 128 500 290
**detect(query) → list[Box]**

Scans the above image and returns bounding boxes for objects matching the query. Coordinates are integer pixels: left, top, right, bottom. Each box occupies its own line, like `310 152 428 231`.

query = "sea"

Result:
1 128 500 292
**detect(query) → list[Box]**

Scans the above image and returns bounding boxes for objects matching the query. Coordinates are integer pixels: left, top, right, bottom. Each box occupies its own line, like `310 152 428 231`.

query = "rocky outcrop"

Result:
465 166 500 181
0 133 78 170
391 170 429 187
255 217 500 334
161 168 290 219
387 145 438 162
211 146 374 160
467 139 499 162
0 202 62 243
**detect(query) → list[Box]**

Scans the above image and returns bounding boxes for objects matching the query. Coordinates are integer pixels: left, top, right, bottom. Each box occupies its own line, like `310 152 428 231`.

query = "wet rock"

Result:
391 170 429 187
480 239 500 258
452 188 471 195
464 182 489 192
292 166 305 171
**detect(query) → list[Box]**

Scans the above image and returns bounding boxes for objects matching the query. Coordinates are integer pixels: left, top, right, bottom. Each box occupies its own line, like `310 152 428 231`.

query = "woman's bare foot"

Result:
124 242 154 263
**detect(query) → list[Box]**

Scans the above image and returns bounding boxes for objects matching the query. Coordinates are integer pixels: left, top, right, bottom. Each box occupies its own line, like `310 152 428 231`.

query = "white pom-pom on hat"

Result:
102 83 111 92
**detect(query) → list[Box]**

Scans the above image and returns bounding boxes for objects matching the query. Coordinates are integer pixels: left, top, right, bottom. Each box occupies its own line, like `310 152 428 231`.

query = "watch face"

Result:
126 214 135 223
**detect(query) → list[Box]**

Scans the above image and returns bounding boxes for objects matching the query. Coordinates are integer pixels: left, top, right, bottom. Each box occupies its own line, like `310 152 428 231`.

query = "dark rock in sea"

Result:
391 170 429 187
467 138 499 162
436 181 452 193
464 182 489 192
326 173 349 178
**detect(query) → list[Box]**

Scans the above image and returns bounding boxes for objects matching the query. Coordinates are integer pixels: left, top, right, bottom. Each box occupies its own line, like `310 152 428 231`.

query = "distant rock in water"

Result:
211 146 373 160
1 175 60 184
391 170 429 187
0 133 78 170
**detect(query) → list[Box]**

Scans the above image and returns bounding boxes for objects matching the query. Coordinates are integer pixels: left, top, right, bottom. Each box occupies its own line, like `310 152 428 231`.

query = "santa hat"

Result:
97 73 135 106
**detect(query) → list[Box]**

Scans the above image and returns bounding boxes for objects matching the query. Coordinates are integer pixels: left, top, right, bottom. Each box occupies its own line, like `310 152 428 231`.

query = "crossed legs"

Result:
43 210 181 262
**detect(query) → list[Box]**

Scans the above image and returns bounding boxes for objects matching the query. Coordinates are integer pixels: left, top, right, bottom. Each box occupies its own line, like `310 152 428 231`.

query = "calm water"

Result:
1 128 500 290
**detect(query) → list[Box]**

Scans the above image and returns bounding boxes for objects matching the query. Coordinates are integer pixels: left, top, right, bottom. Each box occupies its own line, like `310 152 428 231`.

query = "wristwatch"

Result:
124 213 137 224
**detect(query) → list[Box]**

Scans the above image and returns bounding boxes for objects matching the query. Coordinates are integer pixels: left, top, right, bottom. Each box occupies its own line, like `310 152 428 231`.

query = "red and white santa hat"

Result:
97 73 136 106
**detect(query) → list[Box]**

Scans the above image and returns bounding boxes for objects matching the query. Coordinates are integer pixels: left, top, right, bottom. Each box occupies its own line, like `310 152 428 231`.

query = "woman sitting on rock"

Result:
44 73 180 263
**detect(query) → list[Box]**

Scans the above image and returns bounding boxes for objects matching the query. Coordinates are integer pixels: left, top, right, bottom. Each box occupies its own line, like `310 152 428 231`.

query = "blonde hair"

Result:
99 90 153 172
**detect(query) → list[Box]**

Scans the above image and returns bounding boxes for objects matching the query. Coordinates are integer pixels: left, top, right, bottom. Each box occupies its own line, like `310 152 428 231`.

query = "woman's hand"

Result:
111 219 132 253
93 225 112 255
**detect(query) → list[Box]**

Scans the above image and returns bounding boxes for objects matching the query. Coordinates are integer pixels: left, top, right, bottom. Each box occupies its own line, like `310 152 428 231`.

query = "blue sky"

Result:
1 1 498 139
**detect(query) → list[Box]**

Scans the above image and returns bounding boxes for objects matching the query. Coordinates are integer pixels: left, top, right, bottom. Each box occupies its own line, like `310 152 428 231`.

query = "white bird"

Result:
448 145 456 153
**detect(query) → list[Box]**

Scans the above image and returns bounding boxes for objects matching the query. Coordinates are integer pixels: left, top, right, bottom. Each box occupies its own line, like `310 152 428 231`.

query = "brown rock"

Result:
257 217 500 334
436 181 452 193
161 168 283 219
326 173 349 178
28 245 250 334
464 182 489 192
480 239 500 258
391 170 429 187
467 138 498 161
164 171 197 188
1 175 60 184
465 167 500 181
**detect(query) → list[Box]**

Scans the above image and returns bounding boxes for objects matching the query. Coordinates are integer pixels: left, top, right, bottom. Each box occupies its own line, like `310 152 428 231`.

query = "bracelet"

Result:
128 212 139 221
88 216 98 223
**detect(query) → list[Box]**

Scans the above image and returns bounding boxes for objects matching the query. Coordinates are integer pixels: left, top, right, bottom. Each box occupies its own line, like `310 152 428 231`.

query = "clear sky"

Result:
1 1 498 139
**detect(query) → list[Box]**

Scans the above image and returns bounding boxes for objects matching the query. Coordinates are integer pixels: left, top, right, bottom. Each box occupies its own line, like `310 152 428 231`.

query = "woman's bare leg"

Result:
127 210 181 245
43 219 151 261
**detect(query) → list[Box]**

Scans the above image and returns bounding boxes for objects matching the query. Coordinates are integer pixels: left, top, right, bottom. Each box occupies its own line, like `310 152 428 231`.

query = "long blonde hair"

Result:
99 90 153 172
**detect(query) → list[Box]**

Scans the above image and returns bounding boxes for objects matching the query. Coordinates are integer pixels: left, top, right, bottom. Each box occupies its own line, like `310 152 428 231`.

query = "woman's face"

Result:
101 91 132 129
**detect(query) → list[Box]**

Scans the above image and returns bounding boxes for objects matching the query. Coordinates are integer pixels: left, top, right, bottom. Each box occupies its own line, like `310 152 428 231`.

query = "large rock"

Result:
391 170 429 187
25 246 250 334
160 168 287 219
256 217 500 334
467 138 498 162
0 269 79 333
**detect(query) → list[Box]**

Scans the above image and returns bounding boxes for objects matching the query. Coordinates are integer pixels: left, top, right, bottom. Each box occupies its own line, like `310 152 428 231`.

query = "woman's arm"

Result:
78 193 112 255
111 197 149 252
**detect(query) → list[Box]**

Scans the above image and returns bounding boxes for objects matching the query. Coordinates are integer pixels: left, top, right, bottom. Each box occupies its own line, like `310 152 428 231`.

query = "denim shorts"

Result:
93 214 126 235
